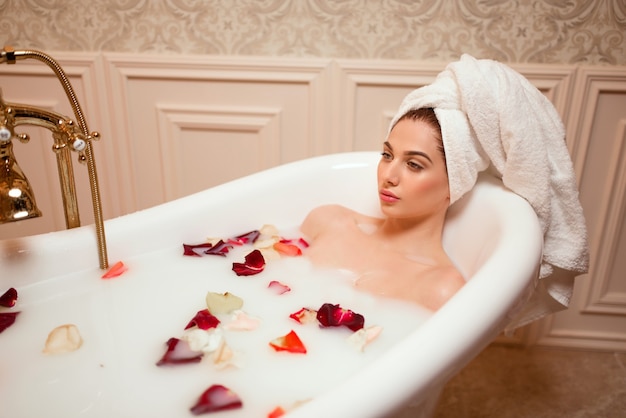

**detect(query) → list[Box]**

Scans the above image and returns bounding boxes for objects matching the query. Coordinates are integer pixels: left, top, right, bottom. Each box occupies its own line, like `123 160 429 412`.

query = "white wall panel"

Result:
103 54 332 213
155 104 282 201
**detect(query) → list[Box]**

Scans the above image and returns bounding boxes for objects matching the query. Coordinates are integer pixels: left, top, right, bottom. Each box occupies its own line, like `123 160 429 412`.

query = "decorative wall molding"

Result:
155 104 282 201
566 68 626 183
102 53 333 213
335 60 445 152
535 317 626 352
581 118 626 315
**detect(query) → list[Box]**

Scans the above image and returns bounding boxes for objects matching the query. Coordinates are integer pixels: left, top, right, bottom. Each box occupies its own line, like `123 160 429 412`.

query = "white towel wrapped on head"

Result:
390 54 589 328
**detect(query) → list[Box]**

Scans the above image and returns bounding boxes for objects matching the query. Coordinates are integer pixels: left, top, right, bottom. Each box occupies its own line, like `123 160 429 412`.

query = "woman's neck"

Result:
374 215 448 263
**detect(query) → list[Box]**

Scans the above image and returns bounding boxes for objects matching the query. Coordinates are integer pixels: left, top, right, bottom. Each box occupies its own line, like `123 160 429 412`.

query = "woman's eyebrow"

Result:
384 141 432 163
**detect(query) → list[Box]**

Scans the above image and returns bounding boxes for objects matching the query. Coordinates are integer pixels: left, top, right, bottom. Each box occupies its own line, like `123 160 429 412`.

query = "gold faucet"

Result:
0 46 108 269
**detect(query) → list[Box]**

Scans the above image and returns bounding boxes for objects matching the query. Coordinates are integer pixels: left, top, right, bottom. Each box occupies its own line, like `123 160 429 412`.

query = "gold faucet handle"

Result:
0 126 11 142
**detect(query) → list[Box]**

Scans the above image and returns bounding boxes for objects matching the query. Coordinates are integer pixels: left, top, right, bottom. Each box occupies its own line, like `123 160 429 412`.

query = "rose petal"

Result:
254 236 280 249
259 224 280 236
269 330 307 354
181 327 224 353
0 287 17 308
268 406 286 418
190 384 243 415
205 292 244 314
347 325 383 352
268 280 291 295
259 247 281 261
289 307 318 324
0 311 20 333
185 309 221 330
268 400 309 418
212 338 237 369
273 242 302 257
101 261 127 279
316 303 365 331
43 324 83 354
244 249 264 268
183 242 214 256
224 310 261 331
232 249 265 276
156 337 203 366
204 240 233 256
230 230 260 245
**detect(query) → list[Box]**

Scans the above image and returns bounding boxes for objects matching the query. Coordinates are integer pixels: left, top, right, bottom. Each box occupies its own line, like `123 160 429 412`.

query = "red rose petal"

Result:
232 249 265 276
101 261 127 279
269 330 307 354
268 406 286 418
0 287 18 308
316 303 365 332
204 240 233 256
156 337 203 366
273 242 302 256
0 311 19 333
190 384 243 415
185 309 221 330
230 230 260 245
183 242 214 256
289 307 318 324
268 280 291 295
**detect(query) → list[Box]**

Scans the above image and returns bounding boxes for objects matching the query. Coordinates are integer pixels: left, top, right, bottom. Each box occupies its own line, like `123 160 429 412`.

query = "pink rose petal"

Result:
101 261 127 279
224 311 260 331
268 280 291 295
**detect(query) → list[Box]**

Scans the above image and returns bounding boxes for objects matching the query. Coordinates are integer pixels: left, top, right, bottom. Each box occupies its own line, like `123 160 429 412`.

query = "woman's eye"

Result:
380 151 392 160
407 161 423 170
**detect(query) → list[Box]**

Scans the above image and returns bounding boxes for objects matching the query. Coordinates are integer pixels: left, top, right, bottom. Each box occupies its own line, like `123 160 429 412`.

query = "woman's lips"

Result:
379 189 399 203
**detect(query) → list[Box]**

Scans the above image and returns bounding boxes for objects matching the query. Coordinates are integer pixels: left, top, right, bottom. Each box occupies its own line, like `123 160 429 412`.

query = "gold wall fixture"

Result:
0 46 108 270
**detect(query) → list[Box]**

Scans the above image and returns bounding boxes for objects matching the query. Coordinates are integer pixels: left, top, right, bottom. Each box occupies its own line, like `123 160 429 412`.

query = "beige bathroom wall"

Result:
1 0 624 64
1 1 625 351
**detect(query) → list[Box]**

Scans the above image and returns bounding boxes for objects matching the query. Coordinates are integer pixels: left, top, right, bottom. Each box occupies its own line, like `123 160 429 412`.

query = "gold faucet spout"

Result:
0 45 108 270
0 140 42 222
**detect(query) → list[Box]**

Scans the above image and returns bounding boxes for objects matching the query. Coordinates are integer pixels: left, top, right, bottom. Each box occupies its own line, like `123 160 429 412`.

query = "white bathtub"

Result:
0 152 542 417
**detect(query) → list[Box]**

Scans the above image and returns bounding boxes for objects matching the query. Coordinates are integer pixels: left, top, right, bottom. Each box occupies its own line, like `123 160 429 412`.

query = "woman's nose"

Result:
381 163 399 186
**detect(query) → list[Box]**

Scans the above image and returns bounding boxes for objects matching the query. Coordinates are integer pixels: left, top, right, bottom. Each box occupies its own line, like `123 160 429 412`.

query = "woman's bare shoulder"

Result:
300 204 356 238
422 265 466 310
302 204 385 239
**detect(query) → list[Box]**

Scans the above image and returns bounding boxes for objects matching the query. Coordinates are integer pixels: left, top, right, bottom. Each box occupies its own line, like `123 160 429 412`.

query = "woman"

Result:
301 108 465 311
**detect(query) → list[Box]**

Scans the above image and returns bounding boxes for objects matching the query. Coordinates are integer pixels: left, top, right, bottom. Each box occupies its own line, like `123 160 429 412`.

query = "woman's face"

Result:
377 118 450 221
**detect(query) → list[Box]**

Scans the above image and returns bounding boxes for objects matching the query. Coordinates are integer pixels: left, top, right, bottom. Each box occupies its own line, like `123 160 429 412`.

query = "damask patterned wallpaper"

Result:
1 0 625 64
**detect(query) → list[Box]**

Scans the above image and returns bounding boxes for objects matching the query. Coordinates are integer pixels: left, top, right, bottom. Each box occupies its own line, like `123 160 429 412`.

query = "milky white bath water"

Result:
1 227 431 418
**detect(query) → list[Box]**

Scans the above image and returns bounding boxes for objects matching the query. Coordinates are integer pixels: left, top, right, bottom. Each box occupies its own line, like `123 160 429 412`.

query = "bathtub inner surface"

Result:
1 225 431 418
